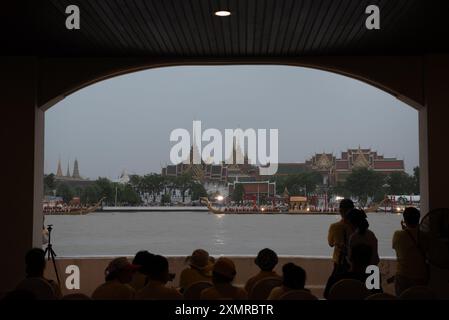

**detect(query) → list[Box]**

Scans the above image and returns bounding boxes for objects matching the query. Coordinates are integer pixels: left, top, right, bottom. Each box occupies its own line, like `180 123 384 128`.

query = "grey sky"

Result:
44 65 418 179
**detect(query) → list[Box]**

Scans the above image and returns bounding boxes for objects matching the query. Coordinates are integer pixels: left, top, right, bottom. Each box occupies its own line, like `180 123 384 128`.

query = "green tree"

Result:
44 174 56 195
95 177 115 205
118 184 141 206
161 193 171 205
80 184 101 204
277 172 321 196
174 173 194 202
344 168 384 206
191 182 207 201
129 174 143 193
55 183 74 203
385 172 414 195
232 183 245 204
142 174 164 203
413 166 420 194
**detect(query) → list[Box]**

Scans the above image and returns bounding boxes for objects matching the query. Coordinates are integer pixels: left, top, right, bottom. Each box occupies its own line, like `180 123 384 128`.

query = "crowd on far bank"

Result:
1 199 436 300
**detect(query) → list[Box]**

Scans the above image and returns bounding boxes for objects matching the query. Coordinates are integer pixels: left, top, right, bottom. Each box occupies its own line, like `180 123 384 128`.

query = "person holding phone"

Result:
392 207 428 296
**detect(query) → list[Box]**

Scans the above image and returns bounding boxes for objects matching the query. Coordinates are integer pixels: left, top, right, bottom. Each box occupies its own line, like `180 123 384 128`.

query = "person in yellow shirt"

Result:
179 249 213 292
200 257 247 300
392 207 428 296
328 199 354 273
244 248 281 296
91 257 138 300
135 255 182 300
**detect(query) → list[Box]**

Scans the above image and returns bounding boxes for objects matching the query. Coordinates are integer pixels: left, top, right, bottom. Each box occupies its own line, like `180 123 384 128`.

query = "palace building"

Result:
304 147 405 185
161 146 405 191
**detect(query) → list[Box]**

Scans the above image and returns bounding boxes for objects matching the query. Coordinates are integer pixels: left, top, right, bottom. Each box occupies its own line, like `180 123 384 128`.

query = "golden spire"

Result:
56 158 63 177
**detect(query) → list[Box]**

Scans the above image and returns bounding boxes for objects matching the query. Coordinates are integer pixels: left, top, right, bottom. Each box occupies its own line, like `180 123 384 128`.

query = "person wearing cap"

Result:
135 255 182 300
91 257 138 300
129 250 155 291
179 249 213 292
327 198 355 274
200 257 247 300
244 248 281 295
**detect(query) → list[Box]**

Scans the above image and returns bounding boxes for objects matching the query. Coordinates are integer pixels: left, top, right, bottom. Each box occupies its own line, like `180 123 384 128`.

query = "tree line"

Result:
44 167 419 207
271 167 419 207
43 172 207 206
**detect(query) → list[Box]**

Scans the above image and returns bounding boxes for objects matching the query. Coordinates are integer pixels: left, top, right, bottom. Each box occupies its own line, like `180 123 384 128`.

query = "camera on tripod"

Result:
44 224 60 285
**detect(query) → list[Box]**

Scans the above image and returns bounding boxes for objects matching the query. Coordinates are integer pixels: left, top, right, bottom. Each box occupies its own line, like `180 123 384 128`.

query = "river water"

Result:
45 211 402 257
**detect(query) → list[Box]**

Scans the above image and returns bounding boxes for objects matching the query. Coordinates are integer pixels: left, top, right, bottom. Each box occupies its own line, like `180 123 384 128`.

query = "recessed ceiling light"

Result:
214 10 231 17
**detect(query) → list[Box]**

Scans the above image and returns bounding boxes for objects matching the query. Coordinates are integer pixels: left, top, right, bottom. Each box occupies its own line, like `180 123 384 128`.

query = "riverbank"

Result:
101 206 209 212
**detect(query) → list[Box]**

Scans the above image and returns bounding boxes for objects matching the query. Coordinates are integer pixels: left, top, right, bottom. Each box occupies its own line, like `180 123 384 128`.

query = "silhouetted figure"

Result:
14 248 61 300
200 257 247 300
91 257 138 300
129 250 155 291
328 199 354 274
245 248 281 294
347 209 380 266
324 243 382 299
135 255 182 300
179 249 213 292
268 263 307 300
393 207 428 296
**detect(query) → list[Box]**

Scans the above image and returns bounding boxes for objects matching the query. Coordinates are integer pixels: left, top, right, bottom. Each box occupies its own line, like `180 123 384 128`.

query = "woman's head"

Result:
282 263 306 290
346 209 369 234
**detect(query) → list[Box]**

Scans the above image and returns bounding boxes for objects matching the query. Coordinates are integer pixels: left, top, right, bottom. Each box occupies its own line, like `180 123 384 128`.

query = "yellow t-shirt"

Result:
267 286 290 300
135 280 183 300
91 280 135 300
244 271 281 295
179 267 212 291
200 283 247 300
328 220 351 263
392 228 427 280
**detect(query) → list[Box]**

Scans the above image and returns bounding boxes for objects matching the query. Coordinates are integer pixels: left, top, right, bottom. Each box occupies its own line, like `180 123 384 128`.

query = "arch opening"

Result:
41 65 420 259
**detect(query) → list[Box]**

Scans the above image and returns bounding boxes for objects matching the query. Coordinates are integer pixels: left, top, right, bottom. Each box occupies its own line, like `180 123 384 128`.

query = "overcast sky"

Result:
44 65 418 179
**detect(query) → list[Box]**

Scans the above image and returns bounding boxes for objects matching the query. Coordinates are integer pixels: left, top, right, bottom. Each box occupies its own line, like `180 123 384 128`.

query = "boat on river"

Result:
43 197 105 215
200 197 337 215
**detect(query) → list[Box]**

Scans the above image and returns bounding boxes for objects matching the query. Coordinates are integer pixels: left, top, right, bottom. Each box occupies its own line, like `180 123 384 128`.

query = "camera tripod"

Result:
44 224 61 285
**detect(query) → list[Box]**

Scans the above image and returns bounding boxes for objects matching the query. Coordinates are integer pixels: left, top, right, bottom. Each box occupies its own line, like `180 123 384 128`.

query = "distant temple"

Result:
54 158 89 182
161 146 405 189
305 147 405 185
162 138 256 184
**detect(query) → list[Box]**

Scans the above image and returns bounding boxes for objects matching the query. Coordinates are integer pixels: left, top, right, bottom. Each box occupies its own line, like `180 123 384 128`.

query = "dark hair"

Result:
350 244 372 267
403 207 420 226
282 263 306 290
212 272 234 284
25 248 46 277
255 248 278 271
347 209 369 235
147 255 168 280
133 250 154 275
339 199 354 210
